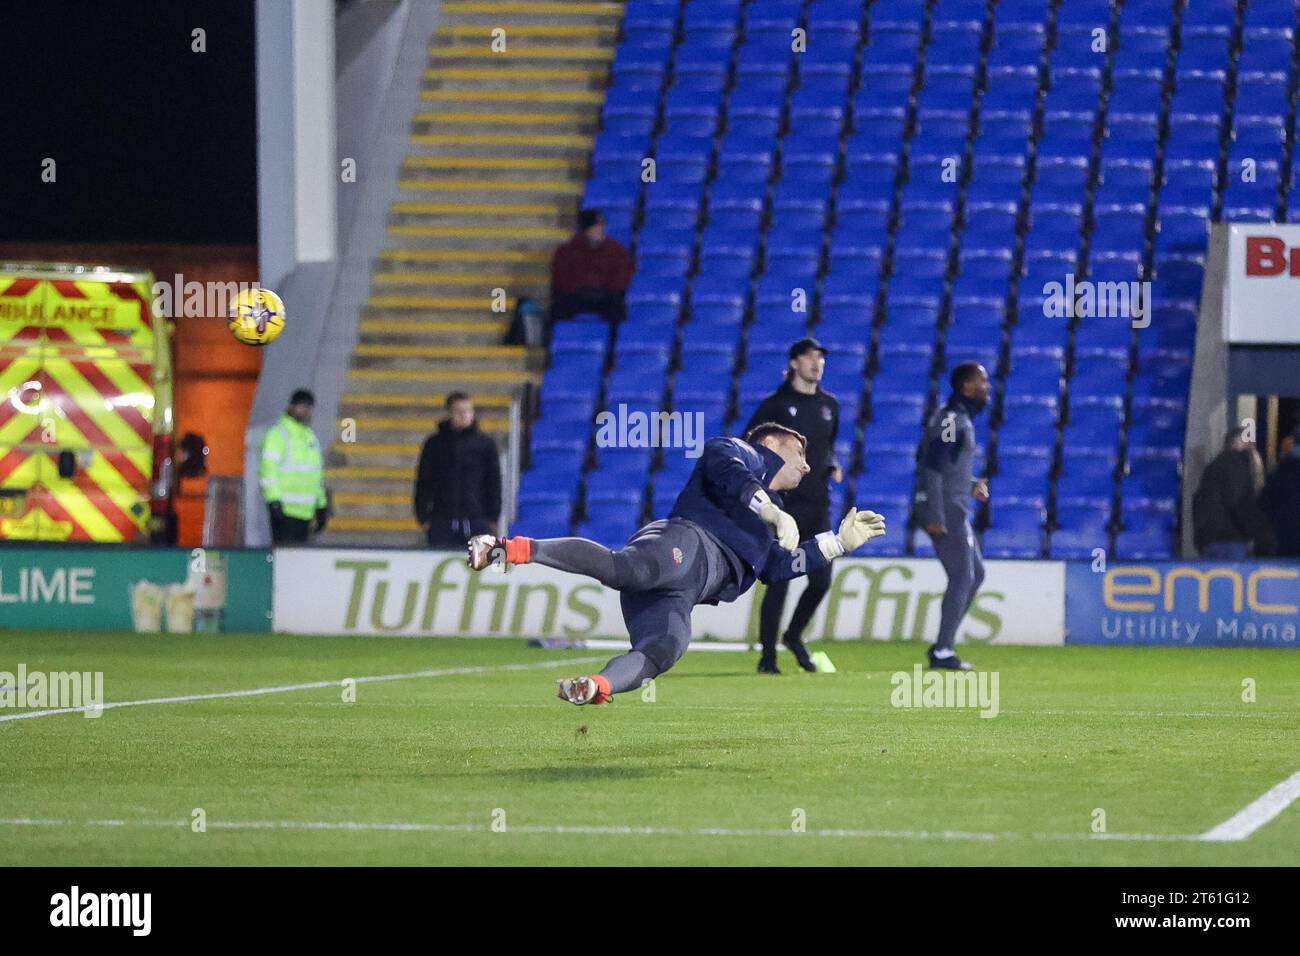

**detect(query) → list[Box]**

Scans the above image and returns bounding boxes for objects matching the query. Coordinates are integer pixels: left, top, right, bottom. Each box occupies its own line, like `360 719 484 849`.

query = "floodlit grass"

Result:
2 632 1298 865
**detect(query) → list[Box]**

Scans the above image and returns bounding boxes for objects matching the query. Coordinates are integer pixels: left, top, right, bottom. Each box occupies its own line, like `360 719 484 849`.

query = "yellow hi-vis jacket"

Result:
259 413 327 520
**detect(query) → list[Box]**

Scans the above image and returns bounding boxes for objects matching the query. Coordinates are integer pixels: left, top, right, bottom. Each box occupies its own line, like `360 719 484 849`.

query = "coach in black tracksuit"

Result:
743 338 842 673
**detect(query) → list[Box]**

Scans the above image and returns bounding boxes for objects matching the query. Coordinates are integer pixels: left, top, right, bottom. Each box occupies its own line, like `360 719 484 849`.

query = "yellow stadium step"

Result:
332 441 422 458
409 132 592 149
330 442 432 470
424 66 607 81
328 516 423 532
336 422 508 450
419 88 604 105
352 348 530 375
348 367 535 383
401 157 578 172
436 24 614 40
332 492 412 507
418 89 605 108
440 1 624 15
386 225 570 241
379 248 551 265
344 415 508 433
398 179 583 195
391 200 566 213
366 294 516 309
413 110 585 126
429 46 615 61
421 87 603 102
423 87 605 102
325 466 414 480
423 66 608 92
390 200 564 217
357 319 510 334
371 270 548 286
358 321 514 351
343 390 509 408
355 344 527 360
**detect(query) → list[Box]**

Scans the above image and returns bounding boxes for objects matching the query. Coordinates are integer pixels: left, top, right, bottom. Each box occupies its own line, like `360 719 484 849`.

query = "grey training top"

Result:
917 396 978 525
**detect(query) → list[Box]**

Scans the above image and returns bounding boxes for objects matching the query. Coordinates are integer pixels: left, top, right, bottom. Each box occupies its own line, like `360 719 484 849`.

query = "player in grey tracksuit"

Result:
916 363 991 671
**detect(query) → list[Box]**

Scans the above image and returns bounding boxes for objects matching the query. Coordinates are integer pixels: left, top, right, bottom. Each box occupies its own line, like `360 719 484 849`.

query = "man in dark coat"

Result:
1192 425 1269 559
1260 424 1300 558
414 393 502 549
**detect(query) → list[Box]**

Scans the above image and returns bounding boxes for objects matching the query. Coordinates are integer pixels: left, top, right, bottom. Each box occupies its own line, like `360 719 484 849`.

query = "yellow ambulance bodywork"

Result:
0 263 172 542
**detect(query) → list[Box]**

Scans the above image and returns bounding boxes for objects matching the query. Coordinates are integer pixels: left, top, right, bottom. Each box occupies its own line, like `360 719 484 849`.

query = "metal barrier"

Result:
203 475 246 548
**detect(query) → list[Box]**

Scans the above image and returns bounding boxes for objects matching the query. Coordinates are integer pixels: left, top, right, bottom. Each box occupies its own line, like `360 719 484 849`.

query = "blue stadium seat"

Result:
1114 507 1176 559
996 416 1055 456
943 325 1001 370
560 5 1202 559
982 502 1044 558
1049 503 1111 559
1005 351 1063 396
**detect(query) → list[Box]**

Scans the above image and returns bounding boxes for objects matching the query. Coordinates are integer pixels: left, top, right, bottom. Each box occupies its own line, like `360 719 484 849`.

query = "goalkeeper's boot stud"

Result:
557 675 611 705
757 656 781 675
928 647 974 671
466 535 531 571
785 636 817 672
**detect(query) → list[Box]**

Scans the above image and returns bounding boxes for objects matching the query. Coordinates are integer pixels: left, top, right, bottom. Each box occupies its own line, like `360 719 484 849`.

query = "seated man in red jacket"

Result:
549 208 633 329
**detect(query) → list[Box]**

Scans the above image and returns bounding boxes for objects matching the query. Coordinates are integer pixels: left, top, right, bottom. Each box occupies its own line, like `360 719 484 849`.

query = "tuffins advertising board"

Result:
272 549 1066 645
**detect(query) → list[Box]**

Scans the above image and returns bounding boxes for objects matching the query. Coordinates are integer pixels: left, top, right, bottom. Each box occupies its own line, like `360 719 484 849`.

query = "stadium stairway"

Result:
323 0 627 547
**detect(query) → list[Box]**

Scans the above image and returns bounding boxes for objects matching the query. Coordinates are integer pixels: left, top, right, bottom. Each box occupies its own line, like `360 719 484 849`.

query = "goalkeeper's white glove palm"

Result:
816 508 887 560
750 490 800 551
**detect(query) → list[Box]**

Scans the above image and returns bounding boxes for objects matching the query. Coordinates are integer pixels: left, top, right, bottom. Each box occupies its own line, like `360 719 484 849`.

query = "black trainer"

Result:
784 636 817 672
927 647 974 671
757 657 782 675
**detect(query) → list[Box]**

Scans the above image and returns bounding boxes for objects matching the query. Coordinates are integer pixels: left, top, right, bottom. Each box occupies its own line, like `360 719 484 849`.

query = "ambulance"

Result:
0 262 178 542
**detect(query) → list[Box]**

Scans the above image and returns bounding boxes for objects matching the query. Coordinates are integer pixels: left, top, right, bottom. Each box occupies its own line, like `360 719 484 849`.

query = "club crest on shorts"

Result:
671 547 684 565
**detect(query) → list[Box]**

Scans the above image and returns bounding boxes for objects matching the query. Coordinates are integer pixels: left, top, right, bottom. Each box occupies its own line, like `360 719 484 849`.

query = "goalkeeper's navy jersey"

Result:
669 436 832 602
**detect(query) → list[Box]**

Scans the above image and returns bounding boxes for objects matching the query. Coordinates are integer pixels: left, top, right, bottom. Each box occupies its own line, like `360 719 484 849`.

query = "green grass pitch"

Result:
2 631 1298 866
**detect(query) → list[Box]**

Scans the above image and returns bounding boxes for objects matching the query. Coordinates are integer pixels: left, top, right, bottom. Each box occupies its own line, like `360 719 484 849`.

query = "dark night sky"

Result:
1 1 257 245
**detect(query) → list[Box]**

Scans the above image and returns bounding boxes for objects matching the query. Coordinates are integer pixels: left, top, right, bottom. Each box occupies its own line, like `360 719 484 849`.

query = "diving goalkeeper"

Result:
467 423 886 705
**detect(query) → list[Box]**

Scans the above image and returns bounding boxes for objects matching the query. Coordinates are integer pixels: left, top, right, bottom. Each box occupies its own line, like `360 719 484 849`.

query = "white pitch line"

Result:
0 816 1200 843
0 656 605 723
1199 768 1300 842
